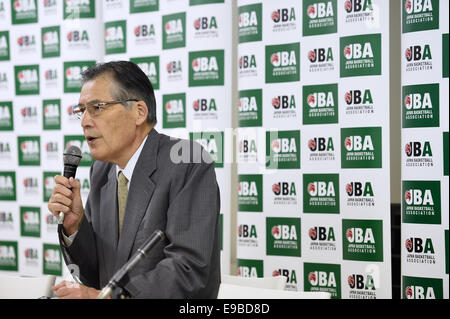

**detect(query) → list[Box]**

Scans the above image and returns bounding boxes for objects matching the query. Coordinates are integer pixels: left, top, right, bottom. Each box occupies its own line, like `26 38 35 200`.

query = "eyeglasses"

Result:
72 99 139 118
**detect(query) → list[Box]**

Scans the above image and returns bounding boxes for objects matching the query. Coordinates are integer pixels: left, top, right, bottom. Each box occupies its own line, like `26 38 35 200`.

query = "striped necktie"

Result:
117 171 128 235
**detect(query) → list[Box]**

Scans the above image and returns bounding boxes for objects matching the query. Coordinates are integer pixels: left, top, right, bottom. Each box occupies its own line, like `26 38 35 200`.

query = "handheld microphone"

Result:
58 146 82 224
97 230 165 299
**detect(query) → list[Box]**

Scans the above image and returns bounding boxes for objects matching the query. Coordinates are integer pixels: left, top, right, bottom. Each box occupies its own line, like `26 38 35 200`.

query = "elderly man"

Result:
48 61 221 299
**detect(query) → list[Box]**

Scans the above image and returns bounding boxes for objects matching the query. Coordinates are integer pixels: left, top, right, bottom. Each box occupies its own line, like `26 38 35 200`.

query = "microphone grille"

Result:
63 146 83 166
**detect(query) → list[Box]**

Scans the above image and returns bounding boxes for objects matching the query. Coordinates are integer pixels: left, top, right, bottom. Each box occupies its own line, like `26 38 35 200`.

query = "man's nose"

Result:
81 110 94 128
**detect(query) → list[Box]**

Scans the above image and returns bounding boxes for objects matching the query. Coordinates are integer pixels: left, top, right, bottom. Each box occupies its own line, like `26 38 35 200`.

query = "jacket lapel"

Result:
99 165 119 277
114 129 160 271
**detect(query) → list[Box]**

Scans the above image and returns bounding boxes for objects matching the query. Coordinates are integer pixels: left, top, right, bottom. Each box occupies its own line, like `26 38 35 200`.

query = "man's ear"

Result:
135 101 149 125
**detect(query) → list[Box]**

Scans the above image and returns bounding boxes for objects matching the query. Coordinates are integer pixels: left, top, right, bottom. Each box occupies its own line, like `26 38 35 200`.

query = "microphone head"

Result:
63 146 82 166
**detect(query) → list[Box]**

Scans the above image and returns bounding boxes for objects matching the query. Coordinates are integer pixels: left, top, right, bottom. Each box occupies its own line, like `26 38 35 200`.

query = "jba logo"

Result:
137 61 156 79
193 99 217 112
272 95 296 110
192 56 219 72
404 141 432 157
163 12 185 49
308 181 335 197
165 18 183 35
404 237 436 267
239 55 257 70
165 99 183 115
304 174 339 214
405 238 434 254
238 266 258 277
20 139 38 154
43 245 61 275
404 141 433 168
0 32 8 60
343 222 383 262
43 30 58 46
64 62 95 93
404 188 433 206
13 0 36 13
0 242 17 270
346 181 375 208
45 142 58 153
309 227 335 242
21 207 40 237
271 8 295 23
44 69 57 82
345 0 374 13
346 227 375 244
267 217 301 257
308 48 333 63
44 102 59 119
270 50 296 67
239 95 258 113
307 91 335 108
20 106 37 119
403 0 438 33
67 30 89 43
189 50 224 86
271 138 297 154
105 25 124 42
239 138 257 156
0 103 12 128
17 68 38 84
404 0 433 14
348 274 376 290
0 142 11 156
43 0 56 8
346 182 374 197
239 8 258 28
194 16 217 30
308 271 336 288
405 45 432 62
404 92 432 110
0 173 15 200
134 24 155 37
238 224 257 238
344 42 374 60
345 135 374 151
239 181 258 197
405 285 437 299
307 2 334 19
24 248 38 260
130 57 159 90
22 210 38 224
0 211 13 227
167 60 182 74
191 132 223 168
272 182 296 196
23 177 38 190
17 35 35 47
308 137 334 152
105 21 126 54
271 225 297 240
345 90 373 105
65 66 86 81
303 84 338 124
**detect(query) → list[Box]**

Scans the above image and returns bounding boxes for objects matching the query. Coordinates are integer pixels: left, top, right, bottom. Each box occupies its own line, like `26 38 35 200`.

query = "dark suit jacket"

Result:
58 129 221 298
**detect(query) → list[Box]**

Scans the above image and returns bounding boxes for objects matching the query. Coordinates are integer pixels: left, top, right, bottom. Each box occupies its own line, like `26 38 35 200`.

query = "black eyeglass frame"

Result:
72 98 139 117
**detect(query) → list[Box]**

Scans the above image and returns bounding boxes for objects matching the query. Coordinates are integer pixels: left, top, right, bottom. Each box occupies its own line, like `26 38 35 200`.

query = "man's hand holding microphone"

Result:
46 146 106 299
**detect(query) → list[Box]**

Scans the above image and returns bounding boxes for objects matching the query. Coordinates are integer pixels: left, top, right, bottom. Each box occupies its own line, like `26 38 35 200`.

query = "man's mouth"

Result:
86 135 99 142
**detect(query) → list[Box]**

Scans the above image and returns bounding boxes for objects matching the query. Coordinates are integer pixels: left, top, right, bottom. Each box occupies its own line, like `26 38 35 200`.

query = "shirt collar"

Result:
116 135 148 183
